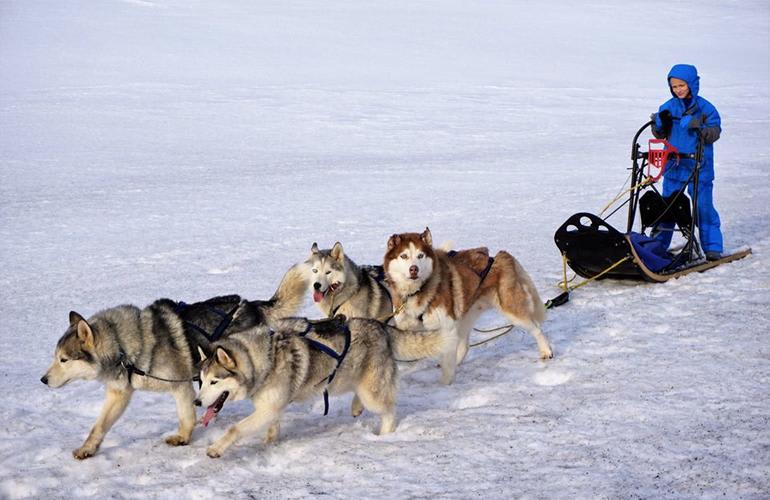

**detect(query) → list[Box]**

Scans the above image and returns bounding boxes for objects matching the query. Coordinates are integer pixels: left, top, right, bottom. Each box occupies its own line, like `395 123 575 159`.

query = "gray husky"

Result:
40 265 306 459
195 316 455 458
304 242 393 320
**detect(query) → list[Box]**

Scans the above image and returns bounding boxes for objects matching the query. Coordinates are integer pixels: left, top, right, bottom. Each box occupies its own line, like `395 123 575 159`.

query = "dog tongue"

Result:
201 406 218 427
313 290 324 303
200 391 229 427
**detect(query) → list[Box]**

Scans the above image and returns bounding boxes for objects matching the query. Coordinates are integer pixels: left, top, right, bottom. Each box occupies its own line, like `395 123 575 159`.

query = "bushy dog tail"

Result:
385 325 456 361
264 263 309 321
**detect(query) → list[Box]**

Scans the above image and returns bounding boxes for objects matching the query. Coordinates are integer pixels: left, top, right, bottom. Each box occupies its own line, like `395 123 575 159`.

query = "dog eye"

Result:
325 270 331 275
60 358 68 363
400 253 408 260
312 268 318 273
210 380 218 385
417 253 425 259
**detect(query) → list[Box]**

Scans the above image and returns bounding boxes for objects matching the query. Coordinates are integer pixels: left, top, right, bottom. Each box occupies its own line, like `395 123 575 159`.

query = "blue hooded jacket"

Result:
654 64 721 182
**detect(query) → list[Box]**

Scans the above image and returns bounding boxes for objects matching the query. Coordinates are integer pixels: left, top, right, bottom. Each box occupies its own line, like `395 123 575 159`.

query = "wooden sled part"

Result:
624 236 752 282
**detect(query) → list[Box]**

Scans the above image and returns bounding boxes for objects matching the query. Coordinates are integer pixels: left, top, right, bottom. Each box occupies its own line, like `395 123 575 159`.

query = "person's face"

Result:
670 77 690 99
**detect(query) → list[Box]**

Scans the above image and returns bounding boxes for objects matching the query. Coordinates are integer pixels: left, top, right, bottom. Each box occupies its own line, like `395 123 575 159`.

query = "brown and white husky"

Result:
384 227 553 384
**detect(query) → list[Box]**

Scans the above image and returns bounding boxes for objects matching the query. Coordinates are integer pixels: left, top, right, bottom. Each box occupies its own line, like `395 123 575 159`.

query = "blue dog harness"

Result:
270 321 352 416
174 300 239 343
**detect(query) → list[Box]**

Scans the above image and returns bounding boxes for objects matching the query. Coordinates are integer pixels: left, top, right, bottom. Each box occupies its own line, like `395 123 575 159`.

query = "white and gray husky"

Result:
303 242 393 320
40 266 306 459
195 315 455 458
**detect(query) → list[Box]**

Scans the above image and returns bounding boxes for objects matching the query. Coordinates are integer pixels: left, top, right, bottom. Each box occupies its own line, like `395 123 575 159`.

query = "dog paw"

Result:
351 399 364 418
165 435 190 447
540 349 554 360
264 425 280 444
206 446 222 459
73 446 96 460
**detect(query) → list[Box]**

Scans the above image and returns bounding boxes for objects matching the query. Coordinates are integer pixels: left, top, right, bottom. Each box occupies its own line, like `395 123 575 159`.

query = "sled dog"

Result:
384 228 553 385
304 242 393 320
40 265 306 459
195 316 453 458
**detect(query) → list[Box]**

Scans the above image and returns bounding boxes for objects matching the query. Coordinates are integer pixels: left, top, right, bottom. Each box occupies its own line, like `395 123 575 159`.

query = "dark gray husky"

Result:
40 265 305 459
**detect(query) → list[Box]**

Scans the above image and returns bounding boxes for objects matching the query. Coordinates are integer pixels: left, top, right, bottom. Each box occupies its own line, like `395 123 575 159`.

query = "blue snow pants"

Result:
654 176 723 253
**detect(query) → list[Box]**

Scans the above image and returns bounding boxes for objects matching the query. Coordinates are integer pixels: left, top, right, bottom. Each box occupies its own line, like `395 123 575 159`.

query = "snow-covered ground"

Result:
1 1 769 498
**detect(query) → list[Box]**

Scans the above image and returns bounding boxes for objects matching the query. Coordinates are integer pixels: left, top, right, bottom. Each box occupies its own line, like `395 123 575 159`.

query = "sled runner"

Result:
553 121 751 283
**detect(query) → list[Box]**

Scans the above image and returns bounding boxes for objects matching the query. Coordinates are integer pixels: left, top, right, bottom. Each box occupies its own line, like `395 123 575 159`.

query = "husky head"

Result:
195 343 260 426
384 227 436 294
306 242 348 303
41 312 100 388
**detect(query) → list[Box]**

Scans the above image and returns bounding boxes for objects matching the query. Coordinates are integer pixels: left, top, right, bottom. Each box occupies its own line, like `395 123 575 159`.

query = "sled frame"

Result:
554 121 751 283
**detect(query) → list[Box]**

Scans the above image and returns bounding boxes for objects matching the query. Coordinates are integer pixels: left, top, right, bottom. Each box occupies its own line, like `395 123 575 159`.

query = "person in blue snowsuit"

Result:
651 64 724 261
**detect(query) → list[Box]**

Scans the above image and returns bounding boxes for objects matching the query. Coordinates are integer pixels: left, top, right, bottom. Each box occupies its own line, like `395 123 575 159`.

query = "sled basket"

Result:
554 213 644 280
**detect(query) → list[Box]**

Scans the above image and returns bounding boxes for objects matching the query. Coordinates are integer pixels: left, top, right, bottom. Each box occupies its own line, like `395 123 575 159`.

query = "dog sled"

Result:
553 120 751 285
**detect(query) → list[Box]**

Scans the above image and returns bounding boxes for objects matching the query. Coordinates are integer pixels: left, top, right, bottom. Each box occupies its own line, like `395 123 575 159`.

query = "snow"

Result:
1 0 769 498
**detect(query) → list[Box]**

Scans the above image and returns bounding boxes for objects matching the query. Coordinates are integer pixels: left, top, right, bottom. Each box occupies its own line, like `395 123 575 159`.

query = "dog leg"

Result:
207 405 283 458
438 326 460 385
355 398 396 435
378 411 397 435
455 326 472 365
529 324 554 359
456 304 486 365
166 385 196 446
507 319 553 359
439 349 457 385
74 387 133 460
351 395 364 418
264 420 280 444
497 295 553 359
355 378 397 434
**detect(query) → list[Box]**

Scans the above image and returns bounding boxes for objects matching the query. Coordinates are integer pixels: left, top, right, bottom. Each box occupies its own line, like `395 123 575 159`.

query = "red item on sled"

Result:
647 139 678 182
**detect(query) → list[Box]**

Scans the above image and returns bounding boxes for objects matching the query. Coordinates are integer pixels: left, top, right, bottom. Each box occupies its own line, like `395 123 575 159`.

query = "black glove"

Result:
701 126 721 144
651 110 673 138
658 110 672 128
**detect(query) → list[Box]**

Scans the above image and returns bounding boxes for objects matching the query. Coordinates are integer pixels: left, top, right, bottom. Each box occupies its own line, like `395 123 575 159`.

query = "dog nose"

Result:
194 399 201 407
313 282 321 290
40 375 49 385
409 265 418 275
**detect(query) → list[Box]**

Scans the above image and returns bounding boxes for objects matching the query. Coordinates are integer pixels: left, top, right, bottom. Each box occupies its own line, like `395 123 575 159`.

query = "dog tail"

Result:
263 263 309 321
385 325 456 361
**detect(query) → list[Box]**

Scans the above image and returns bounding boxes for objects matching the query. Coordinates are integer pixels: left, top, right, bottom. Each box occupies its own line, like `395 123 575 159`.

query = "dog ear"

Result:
76 319 95 350
331 242 344 261
197 346 208 362
69 311 85 327
387 234 401 251
421 227 433 247
216 347 236 370
311 242 319 254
